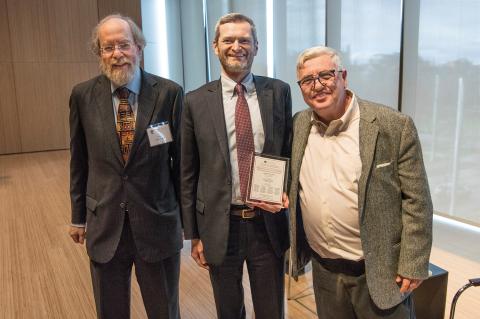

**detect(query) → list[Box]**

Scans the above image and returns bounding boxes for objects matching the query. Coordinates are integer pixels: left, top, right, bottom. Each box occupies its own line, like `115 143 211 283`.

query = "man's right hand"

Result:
191 239 209 270
69 226 86 244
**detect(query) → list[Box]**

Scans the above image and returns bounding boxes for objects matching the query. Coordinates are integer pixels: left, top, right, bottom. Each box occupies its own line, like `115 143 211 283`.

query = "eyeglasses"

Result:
297 69 342 90
100 42 133 56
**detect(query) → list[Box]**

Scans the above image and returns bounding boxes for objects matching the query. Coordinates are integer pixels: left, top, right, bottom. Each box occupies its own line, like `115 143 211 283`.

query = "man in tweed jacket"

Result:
289 46 433 318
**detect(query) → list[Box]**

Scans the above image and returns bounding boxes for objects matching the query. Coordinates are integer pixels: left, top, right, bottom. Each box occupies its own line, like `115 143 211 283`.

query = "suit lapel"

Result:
358 100 379 221
94 75 123 165
127 71 157 166
207 80 231 171
291 110 313 187
254 76 274 153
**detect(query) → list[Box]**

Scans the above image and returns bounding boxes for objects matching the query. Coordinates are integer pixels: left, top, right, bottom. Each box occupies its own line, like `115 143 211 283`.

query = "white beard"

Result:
100 57 139 86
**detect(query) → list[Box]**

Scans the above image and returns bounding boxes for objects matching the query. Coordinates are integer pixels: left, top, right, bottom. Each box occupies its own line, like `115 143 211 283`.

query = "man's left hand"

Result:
396 275 423 293
251 193 289 214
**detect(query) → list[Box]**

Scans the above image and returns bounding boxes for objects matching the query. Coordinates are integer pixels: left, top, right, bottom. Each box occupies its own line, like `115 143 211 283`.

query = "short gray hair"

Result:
296 46 343 78
90 14 146 56
213 13 258 45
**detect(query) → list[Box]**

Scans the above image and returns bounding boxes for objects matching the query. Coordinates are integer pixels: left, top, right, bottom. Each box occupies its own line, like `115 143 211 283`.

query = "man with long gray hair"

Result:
68 14 183 319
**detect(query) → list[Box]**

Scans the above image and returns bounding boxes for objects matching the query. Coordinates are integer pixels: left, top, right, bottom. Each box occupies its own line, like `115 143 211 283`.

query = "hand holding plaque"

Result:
246 153 289 206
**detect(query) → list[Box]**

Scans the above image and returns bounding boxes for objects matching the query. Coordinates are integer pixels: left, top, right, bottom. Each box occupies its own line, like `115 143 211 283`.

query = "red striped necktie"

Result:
234 83 255 201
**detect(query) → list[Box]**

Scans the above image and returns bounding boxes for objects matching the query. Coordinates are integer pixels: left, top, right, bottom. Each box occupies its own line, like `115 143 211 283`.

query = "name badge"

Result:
147 122 173 146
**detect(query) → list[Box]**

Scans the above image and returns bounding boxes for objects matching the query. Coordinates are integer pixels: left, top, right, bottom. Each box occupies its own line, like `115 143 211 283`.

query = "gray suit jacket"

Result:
181 76 292 266
69 70 183 263
288 98 433 309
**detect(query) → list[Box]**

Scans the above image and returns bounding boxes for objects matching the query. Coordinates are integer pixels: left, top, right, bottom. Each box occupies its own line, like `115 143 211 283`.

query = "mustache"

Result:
311 82 336 94
110 58 131 66
311 87 329 95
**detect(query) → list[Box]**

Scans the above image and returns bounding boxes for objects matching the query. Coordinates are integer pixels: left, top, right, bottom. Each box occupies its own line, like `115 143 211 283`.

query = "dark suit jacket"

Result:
288 98 433 310
180 76 292 266
69 69 183 263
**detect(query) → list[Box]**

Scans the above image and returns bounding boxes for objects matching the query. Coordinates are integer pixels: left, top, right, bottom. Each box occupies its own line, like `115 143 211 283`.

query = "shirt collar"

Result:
311 90 359 136
110 67 141 96
221 72 255 98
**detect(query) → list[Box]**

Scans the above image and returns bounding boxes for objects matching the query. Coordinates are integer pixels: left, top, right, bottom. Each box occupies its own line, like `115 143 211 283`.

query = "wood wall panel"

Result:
0 63 21 154
0 0 141 155
14 62 99 152
45 0 99 62
6 0 98 62
6 0 51 62
98 0 142 27
0 0 12 62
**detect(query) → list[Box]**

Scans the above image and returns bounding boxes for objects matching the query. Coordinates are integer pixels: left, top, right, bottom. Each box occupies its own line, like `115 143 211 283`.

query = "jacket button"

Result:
120 202 126 209
122 175 128 180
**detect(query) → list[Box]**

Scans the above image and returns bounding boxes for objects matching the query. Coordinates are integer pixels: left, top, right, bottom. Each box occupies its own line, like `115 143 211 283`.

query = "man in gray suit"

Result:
289 46 433 318
181 13 291 319
68 14 182 319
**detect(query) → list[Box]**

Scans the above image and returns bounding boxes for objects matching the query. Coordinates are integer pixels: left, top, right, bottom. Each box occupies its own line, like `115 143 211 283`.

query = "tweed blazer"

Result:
288 98 433 310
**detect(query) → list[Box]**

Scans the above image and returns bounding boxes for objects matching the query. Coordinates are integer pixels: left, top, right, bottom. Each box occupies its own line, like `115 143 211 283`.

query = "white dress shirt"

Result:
299 91 364 261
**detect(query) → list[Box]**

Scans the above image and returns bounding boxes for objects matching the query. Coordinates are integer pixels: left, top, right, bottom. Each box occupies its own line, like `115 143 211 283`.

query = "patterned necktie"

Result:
235 83 255 201
116 87 135 163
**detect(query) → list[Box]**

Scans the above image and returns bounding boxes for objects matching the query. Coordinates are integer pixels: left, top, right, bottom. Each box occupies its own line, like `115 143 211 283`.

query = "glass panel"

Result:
142 0 184 85
275 0 326 114
404 0 480 225
339 0 402 109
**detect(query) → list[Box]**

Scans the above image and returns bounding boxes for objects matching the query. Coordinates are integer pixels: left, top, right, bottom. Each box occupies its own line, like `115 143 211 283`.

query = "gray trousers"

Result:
209 216 285 319
90 215 180 319
311 256 415 319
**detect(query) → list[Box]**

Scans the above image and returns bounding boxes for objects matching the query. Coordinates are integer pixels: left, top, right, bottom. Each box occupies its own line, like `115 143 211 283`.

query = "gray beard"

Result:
100 60 138 86
224 62 248 73
220 55 254 75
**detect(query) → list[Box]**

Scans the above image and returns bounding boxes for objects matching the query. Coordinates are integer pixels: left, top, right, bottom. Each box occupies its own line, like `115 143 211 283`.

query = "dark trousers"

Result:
90 215 180 319
311 254 415 319
209 216 285 319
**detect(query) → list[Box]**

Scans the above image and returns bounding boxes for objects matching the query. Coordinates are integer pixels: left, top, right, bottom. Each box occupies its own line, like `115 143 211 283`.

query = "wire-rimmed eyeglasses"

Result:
100 42 133 56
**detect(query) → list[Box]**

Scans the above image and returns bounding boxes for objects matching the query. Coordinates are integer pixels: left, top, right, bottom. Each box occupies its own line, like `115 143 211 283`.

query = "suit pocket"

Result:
85 195 98 215
376 161 392 169
196 199 205 215
373 159 396 186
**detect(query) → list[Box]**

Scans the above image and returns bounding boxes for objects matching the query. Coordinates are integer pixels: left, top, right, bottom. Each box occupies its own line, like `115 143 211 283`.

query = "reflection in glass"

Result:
339 0 402 109
406 0 480 225
276 0 326 113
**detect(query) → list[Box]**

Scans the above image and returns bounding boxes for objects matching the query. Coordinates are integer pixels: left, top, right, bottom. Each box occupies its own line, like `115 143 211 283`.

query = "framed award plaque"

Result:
246 153 289 205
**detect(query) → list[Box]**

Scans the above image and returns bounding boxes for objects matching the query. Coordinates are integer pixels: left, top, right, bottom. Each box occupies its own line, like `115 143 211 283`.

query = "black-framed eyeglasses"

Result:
100 42 133 56
297 69 342 89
